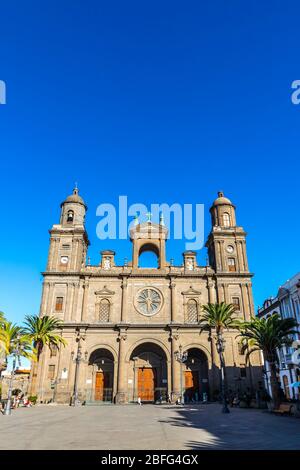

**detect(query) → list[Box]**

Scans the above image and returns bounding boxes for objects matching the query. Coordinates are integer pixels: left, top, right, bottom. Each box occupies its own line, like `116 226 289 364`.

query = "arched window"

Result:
223 212 230 227
99 299 110 322
138 243 159 268
186 299 198 323
67 210 74 223
228 258 236 272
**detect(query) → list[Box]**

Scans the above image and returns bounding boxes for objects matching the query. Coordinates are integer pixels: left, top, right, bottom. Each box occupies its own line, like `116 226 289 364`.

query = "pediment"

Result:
181 285 202 296
130 221 168 239
95 285 115 296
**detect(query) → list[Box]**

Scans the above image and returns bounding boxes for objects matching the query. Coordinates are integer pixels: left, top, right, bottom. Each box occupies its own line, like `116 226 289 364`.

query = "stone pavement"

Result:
0 403 299 450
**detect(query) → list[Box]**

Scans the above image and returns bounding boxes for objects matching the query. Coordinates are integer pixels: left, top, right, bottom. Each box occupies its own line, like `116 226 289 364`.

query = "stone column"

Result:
120 277 128 322
116 330 127 403
237 241 245 271
217 241 223 271
71 282 80 322
208 331 218 393
47 238 55 271
81 279 89 322
52 238 60 271
216 283 224 302
246 283 254 317
207 280 216 303
160 239 166 268
220 241 226 271
170 331 181 401
71 239 79 271
170 279 177 323
241 283 250 320
65 283 75 322
242 241 249 271
46 283 54 314
223 283 230 304
40 281 50 314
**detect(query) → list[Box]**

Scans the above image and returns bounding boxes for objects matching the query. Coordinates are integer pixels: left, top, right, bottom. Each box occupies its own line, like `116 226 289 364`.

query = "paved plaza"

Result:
0 404 299 450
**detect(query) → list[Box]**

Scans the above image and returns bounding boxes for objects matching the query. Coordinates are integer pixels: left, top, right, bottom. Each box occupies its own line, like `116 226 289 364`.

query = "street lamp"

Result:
174 345 188 405
70 328 88 406
216 333 230 413
4 334 24 416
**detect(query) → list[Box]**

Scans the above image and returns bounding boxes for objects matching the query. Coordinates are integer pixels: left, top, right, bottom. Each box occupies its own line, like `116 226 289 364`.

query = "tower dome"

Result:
212 191 234 207
210 191 236 227
60 185 87 227
61 185 87 209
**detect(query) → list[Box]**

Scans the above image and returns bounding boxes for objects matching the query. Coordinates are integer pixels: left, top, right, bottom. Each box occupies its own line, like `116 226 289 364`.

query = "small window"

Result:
223 212 230 227
232 297 240 311
50 344 58 357
99 299 110 322
48 365 55 380
67 210 74 223
228 258 236 272
62 244 70 250
186 299 198 323
55 297 63 312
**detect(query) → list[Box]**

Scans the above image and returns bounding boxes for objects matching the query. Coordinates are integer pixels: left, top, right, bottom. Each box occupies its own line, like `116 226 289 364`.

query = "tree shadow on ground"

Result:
157 404 300 450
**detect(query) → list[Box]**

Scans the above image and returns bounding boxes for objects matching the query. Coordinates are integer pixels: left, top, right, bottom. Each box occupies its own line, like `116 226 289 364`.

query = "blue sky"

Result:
0 1 300 331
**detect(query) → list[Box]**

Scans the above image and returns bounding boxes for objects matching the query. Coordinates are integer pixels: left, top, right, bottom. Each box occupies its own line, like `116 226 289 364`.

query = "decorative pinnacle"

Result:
146 212 152 222
159 212 165 226
134 213 139 226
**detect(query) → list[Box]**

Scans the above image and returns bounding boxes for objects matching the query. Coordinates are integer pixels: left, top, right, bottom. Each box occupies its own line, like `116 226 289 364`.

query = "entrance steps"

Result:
84 401 113 406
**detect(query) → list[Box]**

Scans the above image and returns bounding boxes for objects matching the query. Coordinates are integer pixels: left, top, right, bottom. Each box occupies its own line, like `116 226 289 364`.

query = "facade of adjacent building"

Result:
257 273 300 399
29 188 262 404
1 369 31 400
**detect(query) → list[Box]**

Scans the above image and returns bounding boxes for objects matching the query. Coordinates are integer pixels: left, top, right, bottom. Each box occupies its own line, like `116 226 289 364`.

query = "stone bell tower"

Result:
206 191 249 274
46 186 89 273
206 191 254 319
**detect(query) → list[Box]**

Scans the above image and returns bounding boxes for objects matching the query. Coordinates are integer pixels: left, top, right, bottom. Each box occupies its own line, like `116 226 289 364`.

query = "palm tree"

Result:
23 315 67 398
200 302 238 413
238 314 298 409
0 321 33 370
23 315 66 360
0 313 7 373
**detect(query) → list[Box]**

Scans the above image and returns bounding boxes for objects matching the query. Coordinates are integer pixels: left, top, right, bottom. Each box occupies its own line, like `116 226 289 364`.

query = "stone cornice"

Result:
59 322 241 334
214 272 254 278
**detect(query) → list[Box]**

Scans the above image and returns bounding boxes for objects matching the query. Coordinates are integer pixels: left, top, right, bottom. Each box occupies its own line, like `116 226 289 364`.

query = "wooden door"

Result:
184 370 199 401
138 368 155 401
95 371 104 401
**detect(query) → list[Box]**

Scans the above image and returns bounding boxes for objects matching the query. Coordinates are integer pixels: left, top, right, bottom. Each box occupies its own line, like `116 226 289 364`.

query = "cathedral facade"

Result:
29 189 262 404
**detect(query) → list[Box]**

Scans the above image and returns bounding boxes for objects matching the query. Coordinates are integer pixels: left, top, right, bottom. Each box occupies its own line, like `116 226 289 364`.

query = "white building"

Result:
257 272 300 399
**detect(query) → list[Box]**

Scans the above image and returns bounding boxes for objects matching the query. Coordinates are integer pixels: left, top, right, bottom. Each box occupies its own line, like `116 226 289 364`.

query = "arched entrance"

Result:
89 349 114 402
183 348 209 402
129 342 168 403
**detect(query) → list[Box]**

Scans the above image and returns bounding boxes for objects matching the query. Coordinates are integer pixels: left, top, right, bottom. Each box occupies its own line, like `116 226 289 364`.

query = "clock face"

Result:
136 288 162 316
226 245 234 254
60 256 69 265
